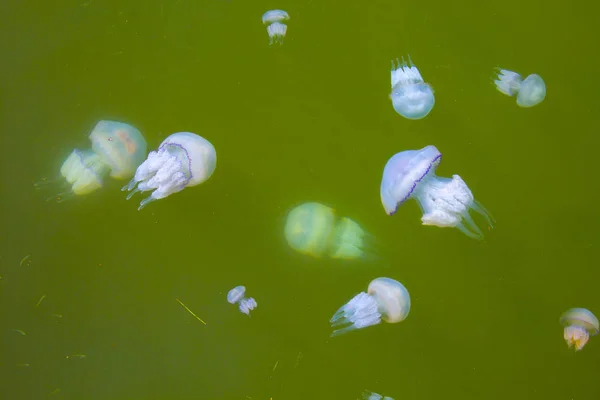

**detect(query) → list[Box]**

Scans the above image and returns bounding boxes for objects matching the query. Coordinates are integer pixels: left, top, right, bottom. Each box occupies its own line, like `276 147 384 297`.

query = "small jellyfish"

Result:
389 56 435 120
35 120 147 202
361 390 394 400
493 69 546 107
123 132 216 210
284 202 378 261
262 10 289 45
227 286 257 316
330 277 410 337
560 308 599 351
380 145 494 240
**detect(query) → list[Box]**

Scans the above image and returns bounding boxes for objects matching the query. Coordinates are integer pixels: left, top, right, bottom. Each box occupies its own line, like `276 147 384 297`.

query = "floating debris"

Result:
176 298 207 325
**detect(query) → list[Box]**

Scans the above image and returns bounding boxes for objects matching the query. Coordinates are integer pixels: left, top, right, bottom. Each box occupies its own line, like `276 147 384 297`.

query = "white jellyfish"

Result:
493 69 546 107
389 56 435 120
262 10 289 45
330 277 410 337
123 132 216 210
227 286 257 316
35 120 147 202
560 308 599 351
361 390 394 400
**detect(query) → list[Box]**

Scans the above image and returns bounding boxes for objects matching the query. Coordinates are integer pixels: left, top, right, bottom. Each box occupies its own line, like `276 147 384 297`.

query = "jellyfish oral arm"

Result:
330 292 381 337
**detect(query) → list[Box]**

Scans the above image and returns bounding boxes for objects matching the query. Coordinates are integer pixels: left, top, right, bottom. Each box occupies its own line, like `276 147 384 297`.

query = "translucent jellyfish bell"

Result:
560 308 599 351
35 120 147 202
330 277 410 337
494 69 546 107
262 10 289 45
380 145 494 240
123 132 217 210
361 390 394 400
227 286 257 316
389 56 435 120
284 202 378 261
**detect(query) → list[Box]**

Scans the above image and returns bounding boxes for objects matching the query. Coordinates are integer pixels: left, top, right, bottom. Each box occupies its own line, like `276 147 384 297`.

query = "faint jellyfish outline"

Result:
361 390 394 400
493 68 546 107
389 55 435 120
330 277 410 337
560 308 599 351
262 9 289 45
379 145 494 240
227 286 257 317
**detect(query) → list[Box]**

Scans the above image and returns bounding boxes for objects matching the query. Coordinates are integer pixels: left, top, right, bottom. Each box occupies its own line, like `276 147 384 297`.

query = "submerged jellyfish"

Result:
380 145 494 240
227 286 257 316
262 10 289 45
35 120 147 202
284 202 377 261
494 69 546 107
123 132 216 210
361 391 394 400
330 277 410 337
560 308 599 351
390 56 435 120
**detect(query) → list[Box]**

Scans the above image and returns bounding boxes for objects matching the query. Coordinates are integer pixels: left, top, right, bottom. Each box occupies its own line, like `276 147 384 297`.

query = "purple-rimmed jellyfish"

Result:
330 277 410 337
262 10 289 45
494 69 546 107
35 120 147 202
123 132 216 210
227 286 257 316
380 145 494 240
560 308 599 351
390 56 435 120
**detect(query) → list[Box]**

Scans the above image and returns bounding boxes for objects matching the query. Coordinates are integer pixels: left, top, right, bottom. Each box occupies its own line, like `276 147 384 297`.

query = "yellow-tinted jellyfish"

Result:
35 120 147 202
284 202 377 261
560 308 599 351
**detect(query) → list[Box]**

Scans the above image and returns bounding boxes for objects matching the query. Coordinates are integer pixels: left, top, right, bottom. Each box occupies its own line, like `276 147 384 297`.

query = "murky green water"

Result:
2 0 599 399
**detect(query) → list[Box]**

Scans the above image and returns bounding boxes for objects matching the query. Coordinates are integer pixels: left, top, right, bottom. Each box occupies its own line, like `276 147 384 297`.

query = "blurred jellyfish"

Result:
390 56 435 120
494 69 546 107
35 120 147 202
284 202 377 261
262 10 289 45
227 286 257 316
560 308 599 351
123 132 216 210
330 277 410 337
380 145 494 240
361 390 394 400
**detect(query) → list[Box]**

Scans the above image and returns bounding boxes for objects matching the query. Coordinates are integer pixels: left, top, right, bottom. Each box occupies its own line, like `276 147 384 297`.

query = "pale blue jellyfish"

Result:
227 286 257 316
330 277 410 337
380 145 494 240
262 10 289 45
494 69 546 107
361 390 394 400
284 202 376 261
35 120 147 202
560 308 599 351
123 132 217 210
390 56 435 120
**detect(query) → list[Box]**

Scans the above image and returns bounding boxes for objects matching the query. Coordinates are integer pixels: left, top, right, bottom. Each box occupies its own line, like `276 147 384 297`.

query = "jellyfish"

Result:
227 286 257 316
361 391 394 400
389 56 435 120
330 277 410 337
380 145 494 240
35 120 147 202
493 69 546 107
123 132 216 210
284 202 377 261
262 10 289 45
560 308 599 351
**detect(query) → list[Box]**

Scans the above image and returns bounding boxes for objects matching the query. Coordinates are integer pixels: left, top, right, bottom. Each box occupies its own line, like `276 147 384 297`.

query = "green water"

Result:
1 0 599 399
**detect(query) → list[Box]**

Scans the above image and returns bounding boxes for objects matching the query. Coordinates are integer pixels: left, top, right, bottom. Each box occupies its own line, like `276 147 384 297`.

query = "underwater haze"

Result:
1 0 600 399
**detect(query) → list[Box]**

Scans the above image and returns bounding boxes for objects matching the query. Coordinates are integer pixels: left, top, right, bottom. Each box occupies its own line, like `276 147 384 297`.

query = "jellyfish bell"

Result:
262 9 289 45
494 68 546 107
560 308 599 351
390 56 435 120
123 132 217 210
330 277 410 337
380 145 494 240
283 202 379 262
35 120 146 202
